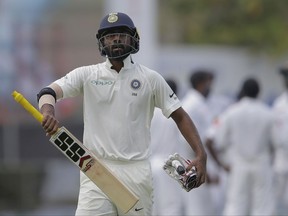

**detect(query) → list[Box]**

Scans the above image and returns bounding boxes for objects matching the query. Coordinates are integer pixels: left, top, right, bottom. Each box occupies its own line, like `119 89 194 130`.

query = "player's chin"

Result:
111 48 125 57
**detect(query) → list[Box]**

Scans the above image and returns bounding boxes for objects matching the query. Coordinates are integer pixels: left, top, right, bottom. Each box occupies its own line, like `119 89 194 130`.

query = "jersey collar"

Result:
105 55 134 70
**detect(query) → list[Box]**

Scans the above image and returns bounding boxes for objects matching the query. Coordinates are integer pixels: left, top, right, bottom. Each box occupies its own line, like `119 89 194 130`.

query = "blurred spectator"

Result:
150 78 184 216
178 69 216 215
271 62 288 215
214 78 276 215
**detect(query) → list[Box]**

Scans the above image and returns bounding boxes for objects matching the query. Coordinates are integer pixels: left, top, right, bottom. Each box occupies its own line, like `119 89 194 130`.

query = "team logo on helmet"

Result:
130 79 141 90
107 13 118 23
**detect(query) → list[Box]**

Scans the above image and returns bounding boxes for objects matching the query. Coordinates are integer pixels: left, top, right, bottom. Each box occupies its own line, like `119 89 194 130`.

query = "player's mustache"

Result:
111 43 125 49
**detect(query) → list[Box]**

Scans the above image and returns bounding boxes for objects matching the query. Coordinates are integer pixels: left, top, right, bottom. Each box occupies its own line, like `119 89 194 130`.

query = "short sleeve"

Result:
151 73 182 118
54 67 87 98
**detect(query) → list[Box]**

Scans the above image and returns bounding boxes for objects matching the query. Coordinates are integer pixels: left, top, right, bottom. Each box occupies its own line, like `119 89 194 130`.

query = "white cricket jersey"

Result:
54 56 181 161
215 97 273 164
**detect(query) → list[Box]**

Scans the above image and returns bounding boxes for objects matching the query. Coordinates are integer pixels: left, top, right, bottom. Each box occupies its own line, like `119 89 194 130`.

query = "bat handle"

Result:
12 91 43 123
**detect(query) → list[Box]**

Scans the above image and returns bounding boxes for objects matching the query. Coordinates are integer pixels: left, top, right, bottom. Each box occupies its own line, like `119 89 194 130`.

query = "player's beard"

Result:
105 43 132 61
111 44 131 60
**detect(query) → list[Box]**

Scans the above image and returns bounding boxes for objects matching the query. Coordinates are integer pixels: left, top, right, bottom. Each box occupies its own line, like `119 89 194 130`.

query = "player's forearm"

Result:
40 104 55 116
206 138 229 171
206 138 221 166
180 118 206 159
39 103 59 136
37 83 62 135
171 107 207 186
171 108 207 159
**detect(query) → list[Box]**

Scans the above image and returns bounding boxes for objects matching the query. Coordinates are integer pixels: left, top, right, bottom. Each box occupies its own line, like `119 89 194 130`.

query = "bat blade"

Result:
50 127 139 213
12 91 139 213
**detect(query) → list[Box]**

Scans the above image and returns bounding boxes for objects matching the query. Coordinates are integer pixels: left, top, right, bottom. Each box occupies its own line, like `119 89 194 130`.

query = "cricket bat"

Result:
12 91 139 213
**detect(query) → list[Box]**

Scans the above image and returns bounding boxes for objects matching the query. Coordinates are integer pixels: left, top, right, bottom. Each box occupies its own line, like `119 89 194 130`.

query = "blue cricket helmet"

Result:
96 12 140 58
97 12 137 36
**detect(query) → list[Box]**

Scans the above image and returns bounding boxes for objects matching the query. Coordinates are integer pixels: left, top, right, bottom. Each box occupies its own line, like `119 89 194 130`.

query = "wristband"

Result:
37 87 56 102
38 94 56 109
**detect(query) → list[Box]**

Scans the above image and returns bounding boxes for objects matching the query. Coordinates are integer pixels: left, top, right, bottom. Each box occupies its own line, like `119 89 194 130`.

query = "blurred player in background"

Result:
271 62 288 215
205 84 249 215
204 95 234 215
215 78 276 215
178 70 216 215
150 79 184 216
36 12 207 216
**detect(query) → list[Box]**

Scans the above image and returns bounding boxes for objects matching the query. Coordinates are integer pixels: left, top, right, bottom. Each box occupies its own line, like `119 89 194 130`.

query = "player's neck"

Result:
110 60 124 73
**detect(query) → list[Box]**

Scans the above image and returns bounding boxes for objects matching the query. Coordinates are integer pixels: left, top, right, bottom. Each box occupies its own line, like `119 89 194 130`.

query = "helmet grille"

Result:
98 32 139 59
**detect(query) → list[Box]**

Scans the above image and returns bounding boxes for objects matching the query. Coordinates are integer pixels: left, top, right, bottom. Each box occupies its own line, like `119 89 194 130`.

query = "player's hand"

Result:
40 104 59 136
186 155 207 188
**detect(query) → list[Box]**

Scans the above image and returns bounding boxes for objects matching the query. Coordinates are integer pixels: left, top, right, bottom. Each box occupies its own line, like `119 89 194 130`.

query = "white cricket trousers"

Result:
75 159 153 216
223 162 275 215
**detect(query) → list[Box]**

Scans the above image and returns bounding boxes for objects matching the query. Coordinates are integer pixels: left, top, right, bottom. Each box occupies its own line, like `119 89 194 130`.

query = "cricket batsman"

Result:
36 12 207 216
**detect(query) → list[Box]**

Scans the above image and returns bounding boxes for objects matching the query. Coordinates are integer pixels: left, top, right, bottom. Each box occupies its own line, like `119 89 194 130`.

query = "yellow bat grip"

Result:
12 91 43 123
